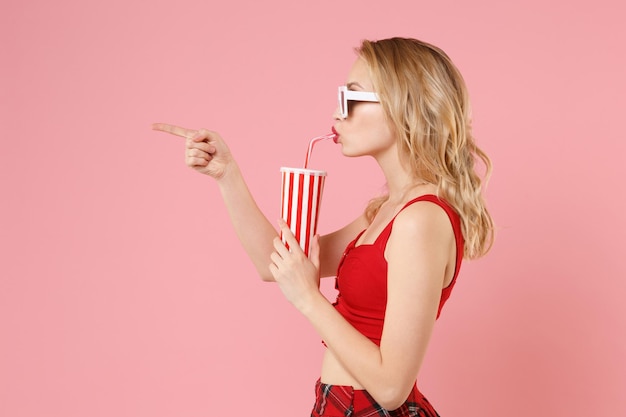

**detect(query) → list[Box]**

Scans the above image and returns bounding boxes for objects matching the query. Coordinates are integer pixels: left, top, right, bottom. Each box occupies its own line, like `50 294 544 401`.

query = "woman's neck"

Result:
376 149 429 204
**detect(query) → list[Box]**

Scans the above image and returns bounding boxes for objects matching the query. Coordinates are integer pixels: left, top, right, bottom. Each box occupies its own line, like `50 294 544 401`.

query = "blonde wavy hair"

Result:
359 38 494 259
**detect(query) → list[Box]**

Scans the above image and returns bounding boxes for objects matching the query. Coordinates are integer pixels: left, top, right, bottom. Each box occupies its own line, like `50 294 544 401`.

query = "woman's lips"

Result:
331 126 339 143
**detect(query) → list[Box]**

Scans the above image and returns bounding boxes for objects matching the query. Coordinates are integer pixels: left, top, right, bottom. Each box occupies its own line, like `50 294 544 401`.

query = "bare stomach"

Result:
320 348 365 389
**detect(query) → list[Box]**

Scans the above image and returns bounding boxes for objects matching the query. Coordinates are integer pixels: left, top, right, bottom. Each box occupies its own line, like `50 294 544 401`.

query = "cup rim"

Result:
280 167 327 176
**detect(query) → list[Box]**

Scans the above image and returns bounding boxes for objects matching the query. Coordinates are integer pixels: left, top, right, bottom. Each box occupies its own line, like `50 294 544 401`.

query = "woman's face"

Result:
333 57 395 159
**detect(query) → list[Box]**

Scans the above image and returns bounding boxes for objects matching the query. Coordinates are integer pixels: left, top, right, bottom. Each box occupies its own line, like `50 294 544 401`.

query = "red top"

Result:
332 195 464 346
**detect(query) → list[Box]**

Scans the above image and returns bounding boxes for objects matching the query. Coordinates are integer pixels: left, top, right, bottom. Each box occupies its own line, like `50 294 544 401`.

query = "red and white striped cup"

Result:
280 167 326 257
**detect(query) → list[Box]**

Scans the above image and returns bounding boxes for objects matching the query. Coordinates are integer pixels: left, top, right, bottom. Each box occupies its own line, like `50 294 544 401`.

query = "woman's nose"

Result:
332 105 343 120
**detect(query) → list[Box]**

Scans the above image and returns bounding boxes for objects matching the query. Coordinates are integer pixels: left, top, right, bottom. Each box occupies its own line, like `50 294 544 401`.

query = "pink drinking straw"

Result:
304 132 337 169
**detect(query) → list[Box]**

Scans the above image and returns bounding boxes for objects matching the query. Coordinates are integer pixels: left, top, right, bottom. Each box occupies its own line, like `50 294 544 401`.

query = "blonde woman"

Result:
154 37 493 417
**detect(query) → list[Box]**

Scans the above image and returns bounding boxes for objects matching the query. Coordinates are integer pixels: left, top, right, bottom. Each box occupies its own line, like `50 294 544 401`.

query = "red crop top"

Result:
332 195 464 346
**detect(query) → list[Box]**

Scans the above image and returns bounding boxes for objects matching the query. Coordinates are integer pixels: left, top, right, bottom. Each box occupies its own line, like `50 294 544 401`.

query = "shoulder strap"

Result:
373 195 434 246
375 195 464 261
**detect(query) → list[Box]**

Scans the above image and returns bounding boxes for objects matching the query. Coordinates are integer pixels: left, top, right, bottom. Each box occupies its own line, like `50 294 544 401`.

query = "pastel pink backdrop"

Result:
1 0 624 416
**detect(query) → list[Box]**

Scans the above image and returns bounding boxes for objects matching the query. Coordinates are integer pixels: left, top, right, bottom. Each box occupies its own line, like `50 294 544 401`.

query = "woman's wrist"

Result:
215 160 240 186
298 289 329 319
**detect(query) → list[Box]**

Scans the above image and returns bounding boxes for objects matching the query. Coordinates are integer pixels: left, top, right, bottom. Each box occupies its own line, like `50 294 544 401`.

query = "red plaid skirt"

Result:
310 379 440 417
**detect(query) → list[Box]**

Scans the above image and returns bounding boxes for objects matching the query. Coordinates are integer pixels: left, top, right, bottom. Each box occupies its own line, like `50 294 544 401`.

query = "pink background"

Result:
2 0 625 415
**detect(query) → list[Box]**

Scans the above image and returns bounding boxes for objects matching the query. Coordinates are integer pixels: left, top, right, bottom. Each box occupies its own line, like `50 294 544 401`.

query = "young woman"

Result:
154 37 493 417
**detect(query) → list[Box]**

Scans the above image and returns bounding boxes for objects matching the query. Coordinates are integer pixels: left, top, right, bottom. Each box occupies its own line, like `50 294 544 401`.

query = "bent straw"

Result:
304 133 337 169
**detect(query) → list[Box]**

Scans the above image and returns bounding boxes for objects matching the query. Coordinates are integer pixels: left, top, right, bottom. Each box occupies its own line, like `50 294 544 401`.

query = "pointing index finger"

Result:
152 123 197 139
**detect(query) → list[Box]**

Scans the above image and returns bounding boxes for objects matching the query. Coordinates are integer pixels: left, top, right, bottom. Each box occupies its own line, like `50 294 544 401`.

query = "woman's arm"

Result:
216 162 282 281
153 123 366 282
153 124 279 281
271 202 455 410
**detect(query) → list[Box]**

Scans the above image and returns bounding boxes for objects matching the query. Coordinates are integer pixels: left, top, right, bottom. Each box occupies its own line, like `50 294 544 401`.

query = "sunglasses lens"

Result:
339 89 347 118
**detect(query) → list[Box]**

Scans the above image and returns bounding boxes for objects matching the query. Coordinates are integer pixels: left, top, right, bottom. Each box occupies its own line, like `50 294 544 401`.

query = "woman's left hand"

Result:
269 219 322 313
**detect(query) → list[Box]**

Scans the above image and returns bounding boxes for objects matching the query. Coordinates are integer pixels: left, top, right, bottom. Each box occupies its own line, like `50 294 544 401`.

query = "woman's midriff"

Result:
320 348 365 389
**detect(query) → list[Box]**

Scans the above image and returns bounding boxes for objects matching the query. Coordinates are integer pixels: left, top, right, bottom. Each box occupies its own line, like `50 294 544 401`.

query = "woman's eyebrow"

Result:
346 81 364 90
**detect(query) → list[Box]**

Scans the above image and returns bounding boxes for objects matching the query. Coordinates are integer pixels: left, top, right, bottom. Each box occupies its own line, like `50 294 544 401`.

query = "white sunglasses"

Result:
337 86 380 119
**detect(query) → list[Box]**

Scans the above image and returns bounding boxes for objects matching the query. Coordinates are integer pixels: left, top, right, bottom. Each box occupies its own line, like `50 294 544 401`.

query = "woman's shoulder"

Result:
389 196 456 245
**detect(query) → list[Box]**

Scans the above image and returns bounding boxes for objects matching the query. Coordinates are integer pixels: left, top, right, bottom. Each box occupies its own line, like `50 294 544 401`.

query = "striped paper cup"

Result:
280 167 326 257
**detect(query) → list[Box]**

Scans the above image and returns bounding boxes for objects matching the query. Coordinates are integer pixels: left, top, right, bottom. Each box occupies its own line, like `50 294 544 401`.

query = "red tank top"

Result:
332 195 464 346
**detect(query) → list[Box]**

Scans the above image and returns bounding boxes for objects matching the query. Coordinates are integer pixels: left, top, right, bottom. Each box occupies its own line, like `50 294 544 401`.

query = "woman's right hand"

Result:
152 123 233 180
